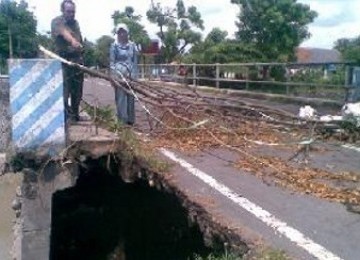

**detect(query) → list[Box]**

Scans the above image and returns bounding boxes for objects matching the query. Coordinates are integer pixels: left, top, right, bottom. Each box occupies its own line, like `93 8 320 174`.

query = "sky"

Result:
23 0 360 49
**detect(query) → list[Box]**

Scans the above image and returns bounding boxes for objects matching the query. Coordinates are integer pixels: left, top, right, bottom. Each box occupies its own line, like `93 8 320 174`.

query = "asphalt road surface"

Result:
83 78 360 260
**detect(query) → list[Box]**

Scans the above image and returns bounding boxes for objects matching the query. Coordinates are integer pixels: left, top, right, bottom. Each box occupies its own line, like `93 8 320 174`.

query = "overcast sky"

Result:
23 0 360 49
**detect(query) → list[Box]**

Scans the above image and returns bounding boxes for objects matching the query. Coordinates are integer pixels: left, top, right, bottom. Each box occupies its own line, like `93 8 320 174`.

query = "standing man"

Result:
51 0 84 122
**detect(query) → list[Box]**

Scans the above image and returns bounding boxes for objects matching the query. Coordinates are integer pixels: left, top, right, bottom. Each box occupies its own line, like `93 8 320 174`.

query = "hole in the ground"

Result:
50 157 222 260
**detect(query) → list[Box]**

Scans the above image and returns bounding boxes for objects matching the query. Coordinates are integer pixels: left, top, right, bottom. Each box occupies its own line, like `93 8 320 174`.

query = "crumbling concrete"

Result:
5 113 123 259
0 76 11 154
11 159 79 260
0 173 21 260
0 153 6 175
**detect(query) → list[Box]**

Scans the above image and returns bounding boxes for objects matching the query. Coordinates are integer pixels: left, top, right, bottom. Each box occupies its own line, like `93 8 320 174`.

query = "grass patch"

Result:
193 252 240 260
82 102 170 173
193 248 289 260
247 248 289 260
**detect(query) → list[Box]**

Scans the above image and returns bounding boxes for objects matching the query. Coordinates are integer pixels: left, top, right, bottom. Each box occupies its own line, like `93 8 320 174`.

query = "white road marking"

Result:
342 144 360 153
160 148 342 260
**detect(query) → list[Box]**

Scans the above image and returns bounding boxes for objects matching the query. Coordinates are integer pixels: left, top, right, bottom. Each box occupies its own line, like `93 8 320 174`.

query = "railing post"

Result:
193 63 196 87
345 66 349 87
141 63 145 79
285 66 290 95
216 63 220 88
246 67 249 90
345 65 353 102
160 64 163 80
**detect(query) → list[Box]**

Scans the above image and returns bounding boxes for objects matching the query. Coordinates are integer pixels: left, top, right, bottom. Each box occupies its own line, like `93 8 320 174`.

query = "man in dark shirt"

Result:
51 0 84 122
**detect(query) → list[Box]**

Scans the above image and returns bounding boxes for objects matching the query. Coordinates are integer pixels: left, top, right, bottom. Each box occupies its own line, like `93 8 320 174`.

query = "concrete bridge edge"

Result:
11 160 80 260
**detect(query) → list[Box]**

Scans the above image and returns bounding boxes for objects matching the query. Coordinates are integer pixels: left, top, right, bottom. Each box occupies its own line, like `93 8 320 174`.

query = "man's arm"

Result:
60 27 82 48
51 18 82 49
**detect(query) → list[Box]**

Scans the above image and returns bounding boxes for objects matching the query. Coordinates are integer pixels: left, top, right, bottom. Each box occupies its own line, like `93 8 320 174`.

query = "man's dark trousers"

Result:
62 64 83 121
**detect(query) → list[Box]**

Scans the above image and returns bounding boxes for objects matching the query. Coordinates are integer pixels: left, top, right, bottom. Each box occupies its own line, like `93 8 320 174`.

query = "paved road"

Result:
160 148 360 260
83 78 360 259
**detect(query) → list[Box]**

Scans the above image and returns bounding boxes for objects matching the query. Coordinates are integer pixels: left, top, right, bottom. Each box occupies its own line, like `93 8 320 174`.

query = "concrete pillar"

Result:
8 59 66 156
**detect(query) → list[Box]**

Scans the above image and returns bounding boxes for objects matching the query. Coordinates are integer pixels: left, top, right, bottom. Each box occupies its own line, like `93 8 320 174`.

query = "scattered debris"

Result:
298 105 317 119
39 46 360 207
342 102 360 127
342 102 360 117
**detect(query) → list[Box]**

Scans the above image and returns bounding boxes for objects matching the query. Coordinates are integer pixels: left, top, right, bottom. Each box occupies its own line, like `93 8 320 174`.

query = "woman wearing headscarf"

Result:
109 23 138 125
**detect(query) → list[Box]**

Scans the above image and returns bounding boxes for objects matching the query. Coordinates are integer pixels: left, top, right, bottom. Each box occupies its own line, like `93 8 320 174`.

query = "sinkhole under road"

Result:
49 157 228 260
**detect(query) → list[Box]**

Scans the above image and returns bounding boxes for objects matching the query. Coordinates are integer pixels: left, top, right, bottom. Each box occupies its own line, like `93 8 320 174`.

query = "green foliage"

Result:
82 102 170 172
231 0 317 61
334 36 360 64
36 32 54 52
343 46 360 64
291 67 345 85
0 0 38 59
82 38 97 67
187 28 228 58
82 103 115 125
94 35 114 68
193 252 240 260
185 28 263 79
186 37 263 64
146 0 204 62
205 28 228 45
269 66 287 81
253 248 289 260
112 6 150 49
334 38 355 54
338 120 360 142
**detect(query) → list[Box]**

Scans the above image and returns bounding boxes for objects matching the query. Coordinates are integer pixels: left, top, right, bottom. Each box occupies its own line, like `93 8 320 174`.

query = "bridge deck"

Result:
68 121 119 158
80 78 360 259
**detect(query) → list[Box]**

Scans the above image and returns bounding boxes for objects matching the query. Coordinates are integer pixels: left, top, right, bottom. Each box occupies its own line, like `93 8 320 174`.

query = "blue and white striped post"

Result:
9 59 66 155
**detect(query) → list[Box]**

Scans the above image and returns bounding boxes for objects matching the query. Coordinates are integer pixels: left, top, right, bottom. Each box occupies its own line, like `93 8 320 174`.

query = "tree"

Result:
231 0 317 61
93 35 114 68
186 28 263 64
186 39 264 75
187 28 228 61
82 39 97 67
334 36 360 63
112 6 150 50
204 28 228 45
146 0 204 62
185 28 264 80
0 0 38 61
36 32 54 52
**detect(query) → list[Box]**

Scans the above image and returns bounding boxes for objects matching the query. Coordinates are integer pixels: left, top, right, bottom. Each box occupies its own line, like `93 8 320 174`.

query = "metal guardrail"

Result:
138 62 358 102
2 61 358 103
